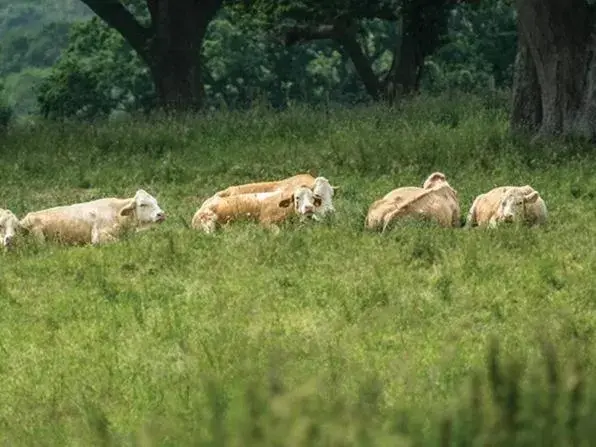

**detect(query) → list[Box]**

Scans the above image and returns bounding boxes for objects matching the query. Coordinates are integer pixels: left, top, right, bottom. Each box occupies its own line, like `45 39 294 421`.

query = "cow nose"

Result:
303 206 315 215
4 235 13 247
156 212 166 222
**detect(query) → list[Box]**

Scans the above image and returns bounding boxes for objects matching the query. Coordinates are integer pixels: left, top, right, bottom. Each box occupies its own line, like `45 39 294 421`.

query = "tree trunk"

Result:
383 0 451 103
513 0 596 141
511 29 542 133
80 0 222 113
147 0 218 112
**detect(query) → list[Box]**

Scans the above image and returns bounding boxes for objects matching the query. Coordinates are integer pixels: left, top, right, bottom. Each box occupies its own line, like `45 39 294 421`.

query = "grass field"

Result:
1 94 596 445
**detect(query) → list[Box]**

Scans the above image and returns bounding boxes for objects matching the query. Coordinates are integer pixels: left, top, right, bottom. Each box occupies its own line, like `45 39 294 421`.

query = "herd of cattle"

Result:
0 171 547 249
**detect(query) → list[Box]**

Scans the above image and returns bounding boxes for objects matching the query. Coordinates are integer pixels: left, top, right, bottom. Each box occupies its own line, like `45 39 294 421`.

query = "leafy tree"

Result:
424 0 516 93
74 0 223 112
0 22 71 76
36 18 155 120
36 9 364 119
241 0 458 102
512 0 596 141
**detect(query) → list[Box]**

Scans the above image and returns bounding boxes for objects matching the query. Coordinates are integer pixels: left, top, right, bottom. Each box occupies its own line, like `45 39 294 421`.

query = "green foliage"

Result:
423 0 517 92
1 96 596 443
2 0 518 119
36 17 155 120
0 22 71 76
0 0 91 38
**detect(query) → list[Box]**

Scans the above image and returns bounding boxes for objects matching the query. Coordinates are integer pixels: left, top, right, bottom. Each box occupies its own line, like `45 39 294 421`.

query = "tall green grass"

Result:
1 93 596 445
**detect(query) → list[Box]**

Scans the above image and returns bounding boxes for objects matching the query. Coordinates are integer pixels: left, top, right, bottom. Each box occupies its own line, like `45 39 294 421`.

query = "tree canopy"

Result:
0 0 518 122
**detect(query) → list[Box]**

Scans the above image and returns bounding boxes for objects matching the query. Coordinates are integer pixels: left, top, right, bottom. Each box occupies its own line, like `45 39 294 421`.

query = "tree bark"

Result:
511 27 541 133
80 0 222 112
335 25 383 101
513 0 596 141
148 0 220 112
383 0 451 103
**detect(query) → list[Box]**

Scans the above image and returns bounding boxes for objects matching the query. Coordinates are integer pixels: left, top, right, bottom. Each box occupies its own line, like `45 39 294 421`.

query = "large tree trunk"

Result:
80 0 222 113
147 0 218 112
511 29 542 133
513 0 596 141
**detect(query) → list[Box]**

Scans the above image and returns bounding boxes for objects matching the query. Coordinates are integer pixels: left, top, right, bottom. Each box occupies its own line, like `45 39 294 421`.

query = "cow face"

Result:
0 209 21 248
119 189 166 224
497 189 540 224
278 186 322 219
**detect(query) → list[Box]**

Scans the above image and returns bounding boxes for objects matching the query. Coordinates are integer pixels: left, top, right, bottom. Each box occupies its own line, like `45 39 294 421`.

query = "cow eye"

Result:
140 203 148 208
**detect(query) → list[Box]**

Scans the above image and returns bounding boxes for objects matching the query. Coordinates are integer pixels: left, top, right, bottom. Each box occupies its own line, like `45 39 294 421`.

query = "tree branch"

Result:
336 31 383 100
79 0 153 62
284 24 348 46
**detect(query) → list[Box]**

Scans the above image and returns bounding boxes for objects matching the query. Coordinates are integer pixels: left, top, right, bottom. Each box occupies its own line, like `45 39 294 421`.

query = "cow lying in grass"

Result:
191 182 326 233
19 189 166 245
464 185 547 228
214 173 337 218
0 208 21 249
365 172 461 232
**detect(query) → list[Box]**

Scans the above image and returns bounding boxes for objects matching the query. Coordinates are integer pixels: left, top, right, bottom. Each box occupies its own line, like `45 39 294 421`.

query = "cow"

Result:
0 208 21 249
365 172 461 232
191 184 323 234
214 173 338 218
19 189 166 245
464 185 547 229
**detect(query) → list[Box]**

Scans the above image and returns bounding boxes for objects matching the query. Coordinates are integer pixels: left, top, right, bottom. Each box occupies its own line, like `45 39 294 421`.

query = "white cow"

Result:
0 208 21 248
20 189 166 245
465 185 547 228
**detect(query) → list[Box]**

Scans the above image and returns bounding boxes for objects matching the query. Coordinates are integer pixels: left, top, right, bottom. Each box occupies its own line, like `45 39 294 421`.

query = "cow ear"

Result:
524 191 539 203
278 195 294 208
119 199 136 217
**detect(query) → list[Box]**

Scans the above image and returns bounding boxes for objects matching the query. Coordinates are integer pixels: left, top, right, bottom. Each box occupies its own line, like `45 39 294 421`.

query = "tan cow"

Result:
0 208 21 248
214 173 338 218
464 185 547 228
191 184 322 233
19 189 166 245
215 173 317 197
365 172 461 232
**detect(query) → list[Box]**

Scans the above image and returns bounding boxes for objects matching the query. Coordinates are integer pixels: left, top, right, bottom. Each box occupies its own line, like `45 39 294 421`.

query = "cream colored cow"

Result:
214 173 337 218
19 189 166 245
191 184 322 234
365 172 461 231
464 185 547 228
0 208 21 248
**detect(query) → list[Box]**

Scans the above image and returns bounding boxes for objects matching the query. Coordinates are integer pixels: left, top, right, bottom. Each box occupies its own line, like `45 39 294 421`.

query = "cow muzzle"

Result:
3 235 14 248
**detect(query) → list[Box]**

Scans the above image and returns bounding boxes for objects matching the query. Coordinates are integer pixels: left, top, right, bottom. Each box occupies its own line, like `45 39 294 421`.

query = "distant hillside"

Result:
0 1 92 37
0 0 93 117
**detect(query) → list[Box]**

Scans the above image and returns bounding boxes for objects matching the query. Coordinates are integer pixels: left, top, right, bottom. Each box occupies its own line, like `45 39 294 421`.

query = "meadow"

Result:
1 94 596 445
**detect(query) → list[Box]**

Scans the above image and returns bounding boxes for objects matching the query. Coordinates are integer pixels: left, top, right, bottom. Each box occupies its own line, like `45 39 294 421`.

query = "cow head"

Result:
0 209 21 249
422 172 448 189
496 187 540 224
312 176 338 216
119 189 166 224
278 186 322 220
